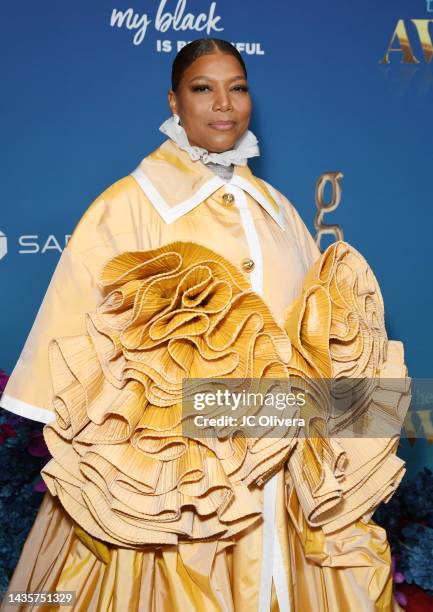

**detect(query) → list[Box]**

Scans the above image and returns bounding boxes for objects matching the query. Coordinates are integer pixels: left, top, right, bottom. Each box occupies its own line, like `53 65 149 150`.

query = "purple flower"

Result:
395 591 408 607
33 479 48 492
392 555 408 607
0 369 9 392
27 431 50 457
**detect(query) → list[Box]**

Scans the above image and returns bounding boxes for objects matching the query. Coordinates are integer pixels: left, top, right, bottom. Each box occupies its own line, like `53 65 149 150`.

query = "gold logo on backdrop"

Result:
314 172 344 251
380 18 433 64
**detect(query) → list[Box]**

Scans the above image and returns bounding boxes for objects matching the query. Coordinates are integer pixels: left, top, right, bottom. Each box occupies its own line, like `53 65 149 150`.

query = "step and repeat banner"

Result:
1 1 432 472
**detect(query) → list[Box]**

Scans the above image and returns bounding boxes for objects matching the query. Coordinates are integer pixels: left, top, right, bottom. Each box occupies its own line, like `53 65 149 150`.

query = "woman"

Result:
0 38 410 611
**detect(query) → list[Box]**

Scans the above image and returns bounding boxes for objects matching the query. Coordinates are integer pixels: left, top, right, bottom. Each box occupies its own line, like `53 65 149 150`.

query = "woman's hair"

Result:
171 38 247 92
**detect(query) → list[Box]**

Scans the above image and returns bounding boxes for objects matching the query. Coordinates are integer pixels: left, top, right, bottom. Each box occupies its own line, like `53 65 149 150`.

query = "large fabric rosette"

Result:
40 239 410 549
283 241 411 536
41 241 297 547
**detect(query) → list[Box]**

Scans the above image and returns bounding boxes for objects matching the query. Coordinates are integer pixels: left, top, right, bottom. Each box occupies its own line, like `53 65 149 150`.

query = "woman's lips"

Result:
208 121 236 131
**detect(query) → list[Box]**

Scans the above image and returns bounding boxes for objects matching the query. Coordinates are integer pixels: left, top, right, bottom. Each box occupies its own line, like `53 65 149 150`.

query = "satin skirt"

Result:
1 482 402 612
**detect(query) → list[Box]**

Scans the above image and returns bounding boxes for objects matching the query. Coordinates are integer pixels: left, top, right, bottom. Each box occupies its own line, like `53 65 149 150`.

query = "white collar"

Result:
131 138 287 230
158 114 260 167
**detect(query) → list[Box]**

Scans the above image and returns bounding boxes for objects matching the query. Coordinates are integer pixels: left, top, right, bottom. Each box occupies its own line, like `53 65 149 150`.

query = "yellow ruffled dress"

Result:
1 239 409 612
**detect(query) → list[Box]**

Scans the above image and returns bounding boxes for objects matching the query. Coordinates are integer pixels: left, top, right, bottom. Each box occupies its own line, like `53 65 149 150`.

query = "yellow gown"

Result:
0 138 410 611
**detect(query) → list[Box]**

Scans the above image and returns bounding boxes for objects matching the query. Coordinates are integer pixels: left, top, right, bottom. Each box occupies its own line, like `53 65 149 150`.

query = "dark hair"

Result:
171 38 248 92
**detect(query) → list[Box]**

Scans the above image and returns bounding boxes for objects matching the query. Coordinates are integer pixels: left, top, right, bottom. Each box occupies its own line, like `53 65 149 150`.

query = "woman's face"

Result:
168 51 252 153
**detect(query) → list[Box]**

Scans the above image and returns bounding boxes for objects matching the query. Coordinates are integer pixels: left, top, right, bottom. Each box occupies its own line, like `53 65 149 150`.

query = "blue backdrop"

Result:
1 0 432 472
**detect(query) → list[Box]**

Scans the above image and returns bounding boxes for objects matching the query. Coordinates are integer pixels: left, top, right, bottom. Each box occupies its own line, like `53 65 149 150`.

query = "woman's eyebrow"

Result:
188 74 246 83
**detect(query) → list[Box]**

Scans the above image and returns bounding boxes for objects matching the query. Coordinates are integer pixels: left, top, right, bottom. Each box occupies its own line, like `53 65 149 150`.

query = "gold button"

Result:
222 192 235 206
241 258 255 272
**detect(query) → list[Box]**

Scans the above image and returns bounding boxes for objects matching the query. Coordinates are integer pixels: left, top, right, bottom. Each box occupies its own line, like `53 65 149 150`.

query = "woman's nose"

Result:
212 89 233 112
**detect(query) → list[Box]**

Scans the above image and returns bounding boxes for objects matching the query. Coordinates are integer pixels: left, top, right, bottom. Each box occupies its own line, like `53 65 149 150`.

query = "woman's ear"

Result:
168 90 177 116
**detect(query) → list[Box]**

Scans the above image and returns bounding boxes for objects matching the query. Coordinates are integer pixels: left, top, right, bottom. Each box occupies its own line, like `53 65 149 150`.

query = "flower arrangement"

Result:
374 466 433 609
0 369 50 593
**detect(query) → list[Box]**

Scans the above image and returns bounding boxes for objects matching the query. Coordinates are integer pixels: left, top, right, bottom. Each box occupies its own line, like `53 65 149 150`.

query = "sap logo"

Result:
0 231 7 260
18 235 71 254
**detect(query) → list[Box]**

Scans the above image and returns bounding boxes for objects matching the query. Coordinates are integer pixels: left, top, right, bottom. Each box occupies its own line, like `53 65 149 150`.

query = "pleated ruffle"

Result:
41 241 295 547
40 240 410 547
283 241 411 534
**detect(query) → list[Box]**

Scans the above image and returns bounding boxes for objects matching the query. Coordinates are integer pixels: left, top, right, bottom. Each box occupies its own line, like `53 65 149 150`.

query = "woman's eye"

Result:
191 84 249 93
